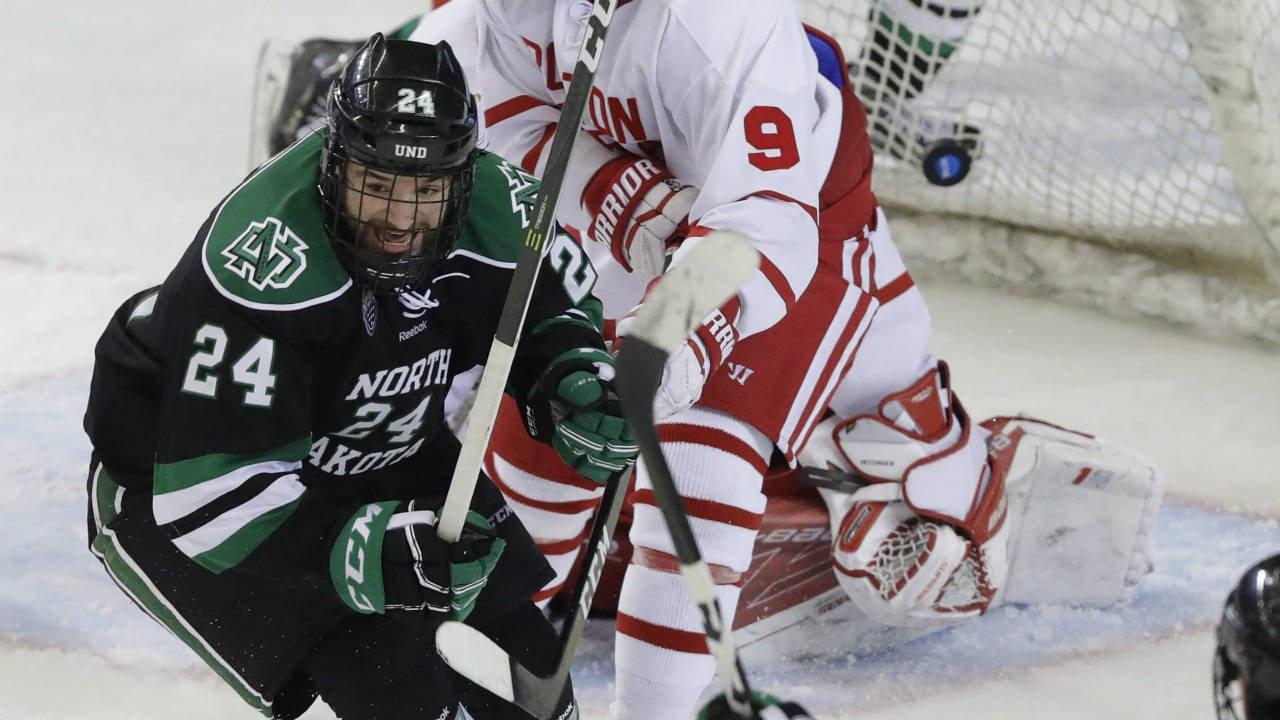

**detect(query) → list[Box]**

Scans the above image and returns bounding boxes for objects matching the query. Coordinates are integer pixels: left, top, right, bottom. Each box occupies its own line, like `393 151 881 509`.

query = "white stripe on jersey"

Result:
170 474 305 558
153 459 302 524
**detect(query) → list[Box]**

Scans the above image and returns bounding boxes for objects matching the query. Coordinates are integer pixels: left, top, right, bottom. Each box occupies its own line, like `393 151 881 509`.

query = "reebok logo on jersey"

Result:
398 319 429 342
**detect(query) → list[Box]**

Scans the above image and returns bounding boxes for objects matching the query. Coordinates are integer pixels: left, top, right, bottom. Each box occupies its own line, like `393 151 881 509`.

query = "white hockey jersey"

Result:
469 0 875 339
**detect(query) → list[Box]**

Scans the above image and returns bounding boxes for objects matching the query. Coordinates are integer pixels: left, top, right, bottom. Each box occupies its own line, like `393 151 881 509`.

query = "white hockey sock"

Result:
608 406 769 720
610 567 744 720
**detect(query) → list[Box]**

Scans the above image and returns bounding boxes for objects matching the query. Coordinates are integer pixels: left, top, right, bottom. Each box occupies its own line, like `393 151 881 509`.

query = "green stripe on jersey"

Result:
154 436 312 495
91 530 273 714
186 497 305 574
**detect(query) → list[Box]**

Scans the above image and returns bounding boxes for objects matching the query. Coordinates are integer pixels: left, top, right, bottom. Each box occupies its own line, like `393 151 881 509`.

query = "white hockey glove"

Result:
801 359 1010 628
581 156 697 279
616 281 740 420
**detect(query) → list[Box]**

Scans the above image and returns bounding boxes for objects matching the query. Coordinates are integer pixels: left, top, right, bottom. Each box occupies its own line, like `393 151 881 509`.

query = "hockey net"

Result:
799 0 1280 345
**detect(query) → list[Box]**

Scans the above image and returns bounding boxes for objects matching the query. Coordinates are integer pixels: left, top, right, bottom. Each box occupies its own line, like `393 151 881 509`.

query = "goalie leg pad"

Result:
984 416 1164 607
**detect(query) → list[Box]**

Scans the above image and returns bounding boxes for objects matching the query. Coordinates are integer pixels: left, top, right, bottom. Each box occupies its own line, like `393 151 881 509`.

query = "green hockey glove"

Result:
528 347 638 484
696 691 815 720
329 499 505 624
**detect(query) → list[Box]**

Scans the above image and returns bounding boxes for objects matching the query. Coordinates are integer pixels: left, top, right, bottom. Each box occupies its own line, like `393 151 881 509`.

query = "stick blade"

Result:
435 620 566 720
436 621 516 702
626 231 760 354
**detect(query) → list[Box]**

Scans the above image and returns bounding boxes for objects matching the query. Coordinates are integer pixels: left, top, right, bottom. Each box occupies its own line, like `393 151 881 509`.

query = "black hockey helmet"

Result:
1215 553 1280 719
319 33 478 292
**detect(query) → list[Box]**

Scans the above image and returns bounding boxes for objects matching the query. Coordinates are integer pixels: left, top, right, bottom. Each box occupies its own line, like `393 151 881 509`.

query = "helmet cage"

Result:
318 35 478 293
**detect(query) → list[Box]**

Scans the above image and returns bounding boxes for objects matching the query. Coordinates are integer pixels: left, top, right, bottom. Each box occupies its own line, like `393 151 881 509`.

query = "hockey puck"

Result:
921 138 972 186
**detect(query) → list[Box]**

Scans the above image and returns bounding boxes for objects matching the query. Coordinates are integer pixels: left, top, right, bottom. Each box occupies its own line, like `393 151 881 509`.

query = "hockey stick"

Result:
612 231 762 718
795 465 873 494
435 233 757 717
437 0 620 543
437 464 631 720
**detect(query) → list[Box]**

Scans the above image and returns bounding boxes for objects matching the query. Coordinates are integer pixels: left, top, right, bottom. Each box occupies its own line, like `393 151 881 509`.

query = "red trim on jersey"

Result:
757 254 797 309
747 189 818 225
786 290 876 453
804 23 879 246
631 546 743 585
538 522 593 556
875 271 917 305
492 474 603 515
655 423 769 475
616 614 711 654
630 489 764 531
522 123 558 174
484 95 549 128
847 231 874 291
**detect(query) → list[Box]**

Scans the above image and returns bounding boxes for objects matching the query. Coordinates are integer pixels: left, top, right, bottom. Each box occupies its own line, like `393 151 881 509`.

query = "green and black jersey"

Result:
85 132 605 580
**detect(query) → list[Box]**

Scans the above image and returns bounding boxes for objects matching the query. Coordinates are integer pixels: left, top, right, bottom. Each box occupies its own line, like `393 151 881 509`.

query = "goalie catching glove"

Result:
801 359 1164 628
329 499 505 624
524 347 639 484
802 358 1010 627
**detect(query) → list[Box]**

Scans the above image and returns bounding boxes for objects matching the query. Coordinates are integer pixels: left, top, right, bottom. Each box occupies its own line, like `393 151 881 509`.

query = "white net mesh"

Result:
797 0 1280 344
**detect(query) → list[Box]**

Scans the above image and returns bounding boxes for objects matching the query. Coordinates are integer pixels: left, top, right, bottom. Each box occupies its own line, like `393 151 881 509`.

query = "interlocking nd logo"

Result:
222 217 309 290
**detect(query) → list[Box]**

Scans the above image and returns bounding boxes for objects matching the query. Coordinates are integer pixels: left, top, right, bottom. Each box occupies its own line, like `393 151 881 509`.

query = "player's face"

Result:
340 161 451 256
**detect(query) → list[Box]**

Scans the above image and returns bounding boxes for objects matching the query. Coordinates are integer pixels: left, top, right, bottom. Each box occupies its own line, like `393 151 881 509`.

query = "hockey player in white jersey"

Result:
250 2 1163 718
464 4 1162 717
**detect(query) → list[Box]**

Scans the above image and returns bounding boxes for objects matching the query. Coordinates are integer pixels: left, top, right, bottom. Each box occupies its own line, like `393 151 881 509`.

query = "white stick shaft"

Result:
438 339 515 542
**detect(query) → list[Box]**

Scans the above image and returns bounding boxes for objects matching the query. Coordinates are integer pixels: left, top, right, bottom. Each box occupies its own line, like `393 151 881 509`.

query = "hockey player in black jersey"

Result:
83 34 634 720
